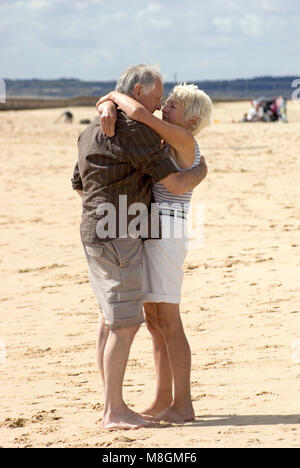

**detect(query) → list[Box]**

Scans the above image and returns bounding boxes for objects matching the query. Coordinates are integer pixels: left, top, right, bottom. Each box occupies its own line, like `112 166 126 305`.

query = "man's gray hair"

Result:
116 64 163 96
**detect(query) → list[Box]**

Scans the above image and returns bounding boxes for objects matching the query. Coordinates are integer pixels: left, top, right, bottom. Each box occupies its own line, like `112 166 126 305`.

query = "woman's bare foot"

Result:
141 398 173 419
154 404 195 423
102 408 155 430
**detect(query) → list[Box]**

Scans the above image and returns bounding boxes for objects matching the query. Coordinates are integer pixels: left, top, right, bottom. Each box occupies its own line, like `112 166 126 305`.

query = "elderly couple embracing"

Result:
72 64 212 430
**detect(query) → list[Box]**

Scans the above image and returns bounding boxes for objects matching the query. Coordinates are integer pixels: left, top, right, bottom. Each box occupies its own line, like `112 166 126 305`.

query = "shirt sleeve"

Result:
124 124 178 183
71 162 83 190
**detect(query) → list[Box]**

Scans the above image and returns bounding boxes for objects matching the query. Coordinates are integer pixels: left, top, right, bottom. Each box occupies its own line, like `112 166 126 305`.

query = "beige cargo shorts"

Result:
83 238 144 329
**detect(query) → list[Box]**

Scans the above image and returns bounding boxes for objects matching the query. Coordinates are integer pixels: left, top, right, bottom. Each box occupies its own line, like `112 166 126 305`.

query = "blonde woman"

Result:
97 84 212 422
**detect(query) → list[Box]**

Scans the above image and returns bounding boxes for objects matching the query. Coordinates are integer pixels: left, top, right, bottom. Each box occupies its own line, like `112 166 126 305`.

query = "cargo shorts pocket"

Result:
120 261 143 292
84 243 121 283
107 289 142 303
106 289 143 322
85 245 103 257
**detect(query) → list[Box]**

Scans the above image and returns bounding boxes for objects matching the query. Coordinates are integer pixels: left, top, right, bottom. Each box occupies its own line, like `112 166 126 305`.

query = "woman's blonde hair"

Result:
170 84 213 135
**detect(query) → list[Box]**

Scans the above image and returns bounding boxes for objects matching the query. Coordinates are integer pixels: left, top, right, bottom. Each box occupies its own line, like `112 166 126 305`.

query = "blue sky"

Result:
1 0 300 81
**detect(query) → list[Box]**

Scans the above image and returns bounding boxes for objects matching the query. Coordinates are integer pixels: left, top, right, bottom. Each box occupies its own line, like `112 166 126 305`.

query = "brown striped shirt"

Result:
71 111 177 244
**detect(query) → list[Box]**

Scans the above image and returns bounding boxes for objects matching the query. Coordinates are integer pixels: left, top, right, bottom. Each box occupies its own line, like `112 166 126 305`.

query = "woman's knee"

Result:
144 303 160 333
156 304 183 338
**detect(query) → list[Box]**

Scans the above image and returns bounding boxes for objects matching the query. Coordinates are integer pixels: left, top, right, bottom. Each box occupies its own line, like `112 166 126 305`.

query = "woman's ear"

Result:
186 116 199 127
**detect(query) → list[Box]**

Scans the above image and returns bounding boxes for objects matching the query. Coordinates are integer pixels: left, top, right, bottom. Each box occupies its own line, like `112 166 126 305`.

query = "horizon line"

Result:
3 74 299 83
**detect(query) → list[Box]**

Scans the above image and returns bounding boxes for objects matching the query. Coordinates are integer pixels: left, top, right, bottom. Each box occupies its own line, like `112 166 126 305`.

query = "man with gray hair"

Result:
71 64 207 430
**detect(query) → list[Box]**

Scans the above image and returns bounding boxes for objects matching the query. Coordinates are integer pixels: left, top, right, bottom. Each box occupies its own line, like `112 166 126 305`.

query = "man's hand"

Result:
97 100 117 137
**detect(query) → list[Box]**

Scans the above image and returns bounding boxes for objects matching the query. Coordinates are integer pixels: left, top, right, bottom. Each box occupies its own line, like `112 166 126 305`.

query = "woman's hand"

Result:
96 98 117 137
96 92 115 111
97 91 146 123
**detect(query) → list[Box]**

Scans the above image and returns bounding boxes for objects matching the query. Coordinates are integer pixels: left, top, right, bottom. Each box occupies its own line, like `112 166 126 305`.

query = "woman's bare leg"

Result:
142 303 173 417
155 303 195 422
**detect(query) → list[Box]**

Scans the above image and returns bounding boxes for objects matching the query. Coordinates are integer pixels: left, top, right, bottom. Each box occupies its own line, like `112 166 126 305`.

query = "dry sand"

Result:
0 101 300 448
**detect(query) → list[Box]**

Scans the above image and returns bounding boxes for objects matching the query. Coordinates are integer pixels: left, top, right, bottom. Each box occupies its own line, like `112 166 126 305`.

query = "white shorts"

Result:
142 216 189 304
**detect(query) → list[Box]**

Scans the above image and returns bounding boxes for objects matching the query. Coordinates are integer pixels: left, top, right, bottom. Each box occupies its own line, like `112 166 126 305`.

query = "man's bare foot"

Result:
141 398 173 419
102 408 155 430
154 405 195 423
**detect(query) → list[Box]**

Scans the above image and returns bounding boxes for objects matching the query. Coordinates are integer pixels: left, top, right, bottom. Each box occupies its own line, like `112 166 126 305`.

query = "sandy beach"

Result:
1 101 300 448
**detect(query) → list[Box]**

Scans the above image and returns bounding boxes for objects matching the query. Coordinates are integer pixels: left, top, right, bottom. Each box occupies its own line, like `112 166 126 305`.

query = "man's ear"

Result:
132 83 143 99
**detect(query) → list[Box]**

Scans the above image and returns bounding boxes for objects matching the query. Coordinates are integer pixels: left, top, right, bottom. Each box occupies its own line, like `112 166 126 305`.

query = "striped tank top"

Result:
153 140 201 216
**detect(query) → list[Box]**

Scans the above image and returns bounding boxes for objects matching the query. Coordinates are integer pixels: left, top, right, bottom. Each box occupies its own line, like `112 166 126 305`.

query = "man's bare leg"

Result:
141 303 173 417
102 324 152 430
155 303 195 423
96 314 109 390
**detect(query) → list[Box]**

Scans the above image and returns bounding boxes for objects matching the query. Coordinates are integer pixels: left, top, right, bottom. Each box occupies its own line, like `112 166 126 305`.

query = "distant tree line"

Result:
4 76 297 100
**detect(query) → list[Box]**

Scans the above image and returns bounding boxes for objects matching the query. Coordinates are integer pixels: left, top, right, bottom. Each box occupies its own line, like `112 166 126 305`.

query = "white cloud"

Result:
135 3 161 20
133 2 172 30
1 0 299 80
213 17 233 34
260 0 281 12
112 11 129 22
24 0 50 10
74 2 88 11
82 48 113 66
239 14 262 35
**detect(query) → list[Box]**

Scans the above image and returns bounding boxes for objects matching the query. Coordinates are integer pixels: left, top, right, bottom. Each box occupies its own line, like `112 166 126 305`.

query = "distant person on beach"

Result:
55 110 73 124
96 83 212 423
242 100 264 122
242 97 287 123
71 64 207 430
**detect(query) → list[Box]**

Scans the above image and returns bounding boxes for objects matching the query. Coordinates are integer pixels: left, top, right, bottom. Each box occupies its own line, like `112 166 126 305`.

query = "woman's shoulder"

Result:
174 138 198 169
